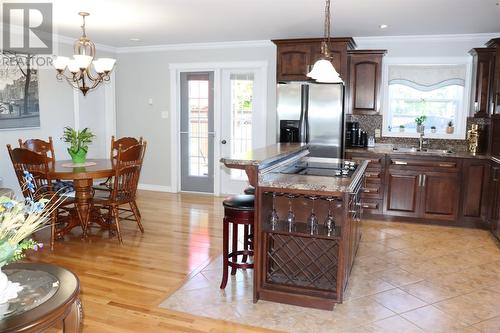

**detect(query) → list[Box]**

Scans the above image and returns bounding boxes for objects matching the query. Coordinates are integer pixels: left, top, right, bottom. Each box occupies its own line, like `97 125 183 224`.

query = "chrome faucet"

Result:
418 132 428 151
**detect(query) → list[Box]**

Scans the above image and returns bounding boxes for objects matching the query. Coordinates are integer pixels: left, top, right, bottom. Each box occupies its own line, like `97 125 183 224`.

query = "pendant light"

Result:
54 12 116 96
307 0 343 83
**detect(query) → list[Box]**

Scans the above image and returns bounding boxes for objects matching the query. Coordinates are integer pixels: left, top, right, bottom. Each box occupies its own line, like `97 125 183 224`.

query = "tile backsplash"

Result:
347 114 491 152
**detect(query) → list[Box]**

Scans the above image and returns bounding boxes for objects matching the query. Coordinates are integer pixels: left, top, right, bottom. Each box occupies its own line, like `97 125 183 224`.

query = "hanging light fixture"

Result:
53 12 116 96
307 0 343 83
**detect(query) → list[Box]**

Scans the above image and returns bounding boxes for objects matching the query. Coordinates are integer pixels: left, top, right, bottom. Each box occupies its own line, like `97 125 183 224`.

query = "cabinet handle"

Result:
493 167 500 181
393 160 407 165
365 172 380 178
418 174 423 187
361 203 378 209
422 174 427 187
438 163 455 168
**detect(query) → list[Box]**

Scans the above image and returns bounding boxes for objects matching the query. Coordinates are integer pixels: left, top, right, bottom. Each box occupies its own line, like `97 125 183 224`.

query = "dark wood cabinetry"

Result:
345 152 385 215
347 50 386 115
385 169 420 217
421 171 460 220
461 159 489 221
273 38 356 82
469 48 496 117
489 161 500 240
384 157 460 221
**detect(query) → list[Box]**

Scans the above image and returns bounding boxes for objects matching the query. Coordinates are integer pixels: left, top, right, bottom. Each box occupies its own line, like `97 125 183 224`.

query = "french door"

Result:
220 69 264 194
179 72 215 193
174 63 266 195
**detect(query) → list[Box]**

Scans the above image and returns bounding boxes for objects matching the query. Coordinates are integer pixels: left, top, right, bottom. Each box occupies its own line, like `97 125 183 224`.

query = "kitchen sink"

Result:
392 147 454 154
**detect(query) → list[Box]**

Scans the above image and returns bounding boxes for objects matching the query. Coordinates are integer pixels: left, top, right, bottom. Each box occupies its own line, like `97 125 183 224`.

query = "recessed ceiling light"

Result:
130 38 141 42
379 24 388 29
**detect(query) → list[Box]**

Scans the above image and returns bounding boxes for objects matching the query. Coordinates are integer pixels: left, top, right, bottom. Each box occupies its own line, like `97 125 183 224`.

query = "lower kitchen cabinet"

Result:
384 157 460 221
461 159 489 220
385 170 420 217
421 171 460 220
490 161 500 240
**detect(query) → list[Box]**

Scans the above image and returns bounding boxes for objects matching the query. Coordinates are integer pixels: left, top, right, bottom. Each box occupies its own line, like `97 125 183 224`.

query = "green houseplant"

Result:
415 115 427 133
62 127 95 163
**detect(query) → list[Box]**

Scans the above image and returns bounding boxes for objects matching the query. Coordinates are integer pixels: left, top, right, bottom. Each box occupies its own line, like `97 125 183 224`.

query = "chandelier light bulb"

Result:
53 56 69 70
67 59 80 73
74 55 93 70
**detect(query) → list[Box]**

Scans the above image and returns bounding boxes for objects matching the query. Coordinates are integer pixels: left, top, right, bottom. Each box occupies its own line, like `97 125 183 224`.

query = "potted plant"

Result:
399 125 405 132
431 126 437 133
415 115 427 133
62 127 95 164
446 121 454 134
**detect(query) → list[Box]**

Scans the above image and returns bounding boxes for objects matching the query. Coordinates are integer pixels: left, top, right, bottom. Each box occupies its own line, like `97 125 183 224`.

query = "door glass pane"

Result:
188 77 209 177
230 73 254 180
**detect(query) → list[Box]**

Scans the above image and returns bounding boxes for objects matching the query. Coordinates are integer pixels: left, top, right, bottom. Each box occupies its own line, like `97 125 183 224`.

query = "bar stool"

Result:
220 194 254 289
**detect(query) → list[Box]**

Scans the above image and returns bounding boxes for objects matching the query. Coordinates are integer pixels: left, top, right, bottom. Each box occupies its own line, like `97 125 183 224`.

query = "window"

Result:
188 76 209 177
383 64 469 139
229 73 254 180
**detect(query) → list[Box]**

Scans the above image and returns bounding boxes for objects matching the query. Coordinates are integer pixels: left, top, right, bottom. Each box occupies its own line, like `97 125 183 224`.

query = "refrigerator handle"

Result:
299 84 309 143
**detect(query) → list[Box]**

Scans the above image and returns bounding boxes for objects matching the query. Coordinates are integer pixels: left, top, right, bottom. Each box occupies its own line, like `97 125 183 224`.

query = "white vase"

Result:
0 267 23 304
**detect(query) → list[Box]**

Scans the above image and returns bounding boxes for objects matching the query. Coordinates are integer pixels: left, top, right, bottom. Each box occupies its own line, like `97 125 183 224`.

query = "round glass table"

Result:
0 263 82 332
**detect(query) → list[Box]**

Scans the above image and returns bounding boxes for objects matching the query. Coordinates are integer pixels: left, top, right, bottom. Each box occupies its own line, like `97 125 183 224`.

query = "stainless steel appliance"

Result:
277 82 344 158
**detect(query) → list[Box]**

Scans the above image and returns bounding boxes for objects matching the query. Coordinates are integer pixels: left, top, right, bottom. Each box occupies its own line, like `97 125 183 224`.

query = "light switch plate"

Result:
375 128 381 138
161 111 169 119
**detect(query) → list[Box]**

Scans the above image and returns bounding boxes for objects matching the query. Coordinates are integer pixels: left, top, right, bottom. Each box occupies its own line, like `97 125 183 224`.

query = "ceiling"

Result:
19 0 500 47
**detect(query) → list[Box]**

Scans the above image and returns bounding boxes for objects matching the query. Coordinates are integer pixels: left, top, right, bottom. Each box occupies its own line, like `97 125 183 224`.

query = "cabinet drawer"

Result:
347 153 385 169
362 179 383 199
364 170 383 182
388 158 459 172
360 199 383 215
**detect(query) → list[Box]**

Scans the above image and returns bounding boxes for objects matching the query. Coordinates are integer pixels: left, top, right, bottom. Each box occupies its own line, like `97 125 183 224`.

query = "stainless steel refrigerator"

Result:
277 82 344 158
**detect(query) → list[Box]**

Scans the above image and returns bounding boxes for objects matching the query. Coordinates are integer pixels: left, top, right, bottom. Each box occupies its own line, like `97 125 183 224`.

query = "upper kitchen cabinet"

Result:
273 38 356 82
469 48 496 118
347 50 387 115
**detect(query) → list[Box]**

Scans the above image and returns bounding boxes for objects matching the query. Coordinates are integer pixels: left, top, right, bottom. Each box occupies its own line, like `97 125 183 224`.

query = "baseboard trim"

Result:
138 183 174 193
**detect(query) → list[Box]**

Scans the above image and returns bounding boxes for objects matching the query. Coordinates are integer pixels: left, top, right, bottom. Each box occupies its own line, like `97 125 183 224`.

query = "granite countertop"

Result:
259 157 369 193
220 143 308 167
346 144 492 160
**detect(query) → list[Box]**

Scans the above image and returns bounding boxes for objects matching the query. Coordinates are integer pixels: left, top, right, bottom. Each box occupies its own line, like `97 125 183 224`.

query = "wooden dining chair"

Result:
19 137 74 193
93 142 147 243
7 145 72 250
94 136 144 220
19 137 56 162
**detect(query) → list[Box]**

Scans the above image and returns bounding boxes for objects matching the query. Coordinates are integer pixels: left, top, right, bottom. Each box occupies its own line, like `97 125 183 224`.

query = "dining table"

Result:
49 159 115 236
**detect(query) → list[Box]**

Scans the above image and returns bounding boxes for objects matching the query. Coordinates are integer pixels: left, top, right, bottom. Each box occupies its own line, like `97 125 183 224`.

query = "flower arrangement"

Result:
0 171 65 303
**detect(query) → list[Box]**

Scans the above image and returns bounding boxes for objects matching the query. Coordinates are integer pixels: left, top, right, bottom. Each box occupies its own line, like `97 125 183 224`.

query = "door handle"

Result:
221 140 227 144
393 160 407 165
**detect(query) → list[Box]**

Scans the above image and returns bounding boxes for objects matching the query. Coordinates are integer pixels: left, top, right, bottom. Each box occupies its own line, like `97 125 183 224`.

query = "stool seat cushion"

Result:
223 194 254 210
243 186 255 195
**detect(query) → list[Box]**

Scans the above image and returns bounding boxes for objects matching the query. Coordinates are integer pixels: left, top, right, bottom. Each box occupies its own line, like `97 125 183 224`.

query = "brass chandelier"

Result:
53 12 116 96
307 0 343 83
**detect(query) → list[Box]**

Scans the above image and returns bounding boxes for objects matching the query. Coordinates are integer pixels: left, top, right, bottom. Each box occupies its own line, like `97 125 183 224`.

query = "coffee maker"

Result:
346 121 367 148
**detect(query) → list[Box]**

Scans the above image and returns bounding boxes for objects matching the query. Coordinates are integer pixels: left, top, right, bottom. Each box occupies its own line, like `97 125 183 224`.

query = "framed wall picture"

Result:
0 54 40 130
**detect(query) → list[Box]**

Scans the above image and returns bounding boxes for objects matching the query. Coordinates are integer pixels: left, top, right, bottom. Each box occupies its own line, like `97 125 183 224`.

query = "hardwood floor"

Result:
27 191 276 333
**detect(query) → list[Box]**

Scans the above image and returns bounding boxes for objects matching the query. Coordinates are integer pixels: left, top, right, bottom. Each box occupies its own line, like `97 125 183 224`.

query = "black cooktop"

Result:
280 160 358 177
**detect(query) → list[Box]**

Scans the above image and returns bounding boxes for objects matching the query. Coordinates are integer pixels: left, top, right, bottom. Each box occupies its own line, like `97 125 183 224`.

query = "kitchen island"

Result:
221 144 368 310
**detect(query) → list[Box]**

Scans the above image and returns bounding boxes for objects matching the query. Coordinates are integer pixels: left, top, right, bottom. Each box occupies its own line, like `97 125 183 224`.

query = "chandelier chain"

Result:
324 0 331 43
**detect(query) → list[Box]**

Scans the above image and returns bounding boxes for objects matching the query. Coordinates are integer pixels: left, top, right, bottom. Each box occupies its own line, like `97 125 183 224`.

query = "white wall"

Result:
0 42 112 193
115 43 277 189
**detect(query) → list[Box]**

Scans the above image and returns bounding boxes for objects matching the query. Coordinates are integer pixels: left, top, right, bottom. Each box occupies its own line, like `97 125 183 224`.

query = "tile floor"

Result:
160 219 500 333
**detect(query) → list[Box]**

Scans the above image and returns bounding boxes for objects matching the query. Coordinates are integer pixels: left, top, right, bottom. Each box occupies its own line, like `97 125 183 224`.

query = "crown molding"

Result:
116 40 274 54
354 32 500 44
